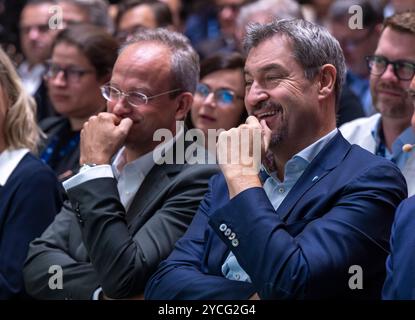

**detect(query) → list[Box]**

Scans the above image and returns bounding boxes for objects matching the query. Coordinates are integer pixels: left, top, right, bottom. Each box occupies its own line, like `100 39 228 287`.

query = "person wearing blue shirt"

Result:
145 19 407 300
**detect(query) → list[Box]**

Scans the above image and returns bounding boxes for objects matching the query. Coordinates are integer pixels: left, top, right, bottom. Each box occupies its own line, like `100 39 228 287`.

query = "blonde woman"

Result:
0 48 62 299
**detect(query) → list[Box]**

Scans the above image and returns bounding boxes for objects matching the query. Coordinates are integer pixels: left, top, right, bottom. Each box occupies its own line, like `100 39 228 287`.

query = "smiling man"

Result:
23 28 218 300
145 19 407 300
340 11 415 196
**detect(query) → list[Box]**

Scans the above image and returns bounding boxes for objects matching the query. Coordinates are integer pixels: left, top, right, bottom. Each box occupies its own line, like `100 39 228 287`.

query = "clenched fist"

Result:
79 112 133 165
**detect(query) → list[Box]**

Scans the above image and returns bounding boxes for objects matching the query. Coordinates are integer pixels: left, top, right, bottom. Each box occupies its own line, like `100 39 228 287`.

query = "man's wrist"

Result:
226 175 261 198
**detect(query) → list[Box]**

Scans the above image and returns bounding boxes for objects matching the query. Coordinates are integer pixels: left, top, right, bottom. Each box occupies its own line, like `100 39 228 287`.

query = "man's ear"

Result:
175 92 193 120
317 64 336 101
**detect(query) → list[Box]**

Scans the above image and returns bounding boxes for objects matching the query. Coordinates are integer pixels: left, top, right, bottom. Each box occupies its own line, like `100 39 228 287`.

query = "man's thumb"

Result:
118 118 133 136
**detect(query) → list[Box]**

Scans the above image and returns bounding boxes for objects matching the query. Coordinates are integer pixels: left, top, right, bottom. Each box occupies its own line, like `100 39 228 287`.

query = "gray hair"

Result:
121 28 200 94
58 0 114 33
244 19 346 109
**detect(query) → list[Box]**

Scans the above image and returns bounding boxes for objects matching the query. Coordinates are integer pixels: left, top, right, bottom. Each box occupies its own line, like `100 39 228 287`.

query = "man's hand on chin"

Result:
217 116 271 198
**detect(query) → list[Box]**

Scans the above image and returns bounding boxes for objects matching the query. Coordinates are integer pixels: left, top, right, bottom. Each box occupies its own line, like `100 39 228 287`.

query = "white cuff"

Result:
92 287 103 300
63 165 114 191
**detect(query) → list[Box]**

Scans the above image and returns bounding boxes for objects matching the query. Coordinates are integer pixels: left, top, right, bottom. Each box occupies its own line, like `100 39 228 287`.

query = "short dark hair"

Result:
52 24 118 78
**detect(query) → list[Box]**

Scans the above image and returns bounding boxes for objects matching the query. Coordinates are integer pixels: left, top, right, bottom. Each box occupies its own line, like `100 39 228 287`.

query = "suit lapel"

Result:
276 132 351 221
125 134 192 224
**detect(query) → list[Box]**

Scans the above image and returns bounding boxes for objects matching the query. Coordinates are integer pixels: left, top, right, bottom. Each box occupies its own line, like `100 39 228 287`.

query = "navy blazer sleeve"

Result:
0 161 61 299
382 196 415 300
145 178 256 300
146 160 406 299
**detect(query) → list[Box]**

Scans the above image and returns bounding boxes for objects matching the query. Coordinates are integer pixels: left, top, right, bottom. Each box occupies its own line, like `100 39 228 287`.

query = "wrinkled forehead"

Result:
245 35 295 73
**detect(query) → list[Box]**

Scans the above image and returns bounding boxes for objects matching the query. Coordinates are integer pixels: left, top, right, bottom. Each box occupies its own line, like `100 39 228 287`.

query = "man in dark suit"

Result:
145 19 407 300
23 28 218 300
382 77 415 300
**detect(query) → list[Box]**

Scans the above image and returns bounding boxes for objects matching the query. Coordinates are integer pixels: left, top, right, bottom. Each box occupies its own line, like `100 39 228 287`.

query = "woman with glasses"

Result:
186 52 247 146
39 24 118 180
0 48 62 299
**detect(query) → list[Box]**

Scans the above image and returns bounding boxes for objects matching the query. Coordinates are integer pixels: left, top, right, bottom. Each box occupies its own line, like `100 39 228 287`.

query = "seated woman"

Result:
39 24 118 181
0 48 62 299
186 51 247 154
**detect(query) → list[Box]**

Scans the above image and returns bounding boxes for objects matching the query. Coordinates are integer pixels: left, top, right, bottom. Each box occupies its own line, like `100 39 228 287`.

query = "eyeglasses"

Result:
44 62 95 83
116 25 147 44
195 83 243 106
100 84 182 106
366 55 415 81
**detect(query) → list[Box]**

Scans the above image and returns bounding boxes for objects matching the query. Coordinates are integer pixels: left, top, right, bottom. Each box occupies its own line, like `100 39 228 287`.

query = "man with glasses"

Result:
326 0 384 116
23 28 218 299
340 11 415 196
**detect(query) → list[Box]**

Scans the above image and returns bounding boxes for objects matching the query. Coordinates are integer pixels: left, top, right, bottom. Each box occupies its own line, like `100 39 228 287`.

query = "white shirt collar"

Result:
0 148 30 186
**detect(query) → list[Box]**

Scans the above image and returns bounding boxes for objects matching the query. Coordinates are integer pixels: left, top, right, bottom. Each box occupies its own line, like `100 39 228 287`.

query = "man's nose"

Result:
49 71 67 87
112 95 132 116
245 82 269 109
28 27 40 40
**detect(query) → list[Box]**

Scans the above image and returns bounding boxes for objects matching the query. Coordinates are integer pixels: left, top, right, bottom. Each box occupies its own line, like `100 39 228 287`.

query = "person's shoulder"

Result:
339 113 381 132
347 142 397 168
16 153 57 182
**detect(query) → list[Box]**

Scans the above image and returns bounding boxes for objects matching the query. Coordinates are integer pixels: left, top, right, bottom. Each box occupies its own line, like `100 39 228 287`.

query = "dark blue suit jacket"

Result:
0 153 62 299
383 196 415 299
145 133 407 299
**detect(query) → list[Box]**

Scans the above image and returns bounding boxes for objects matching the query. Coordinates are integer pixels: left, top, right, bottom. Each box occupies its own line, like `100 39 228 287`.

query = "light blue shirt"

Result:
221 129 339 283
371 117 415 170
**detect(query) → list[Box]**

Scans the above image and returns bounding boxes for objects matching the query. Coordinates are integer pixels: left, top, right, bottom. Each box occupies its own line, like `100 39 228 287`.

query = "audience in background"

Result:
18 0 59 118
115 0 173 44
186 51 247 154
340 11 415 196
38 24 118 181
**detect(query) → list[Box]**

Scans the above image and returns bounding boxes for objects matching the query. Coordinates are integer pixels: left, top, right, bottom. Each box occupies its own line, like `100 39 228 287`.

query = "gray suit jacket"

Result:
23 141 219 299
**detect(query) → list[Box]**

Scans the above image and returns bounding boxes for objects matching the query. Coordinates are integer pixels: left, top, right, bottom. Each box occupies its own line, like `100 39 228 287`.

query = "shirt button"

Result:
231 239 239 247
224 228 231 237
219 223 227 232
235 274 240 280
278 187 285 193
